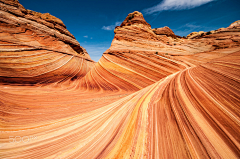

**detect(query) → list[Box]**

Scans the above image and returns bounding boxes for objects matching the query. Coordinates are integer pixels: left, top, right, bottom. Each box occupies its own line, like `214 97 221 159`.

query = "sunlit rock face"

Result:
0 0 94 84
152 26 177 38
90 11 240 91
1 1 240 158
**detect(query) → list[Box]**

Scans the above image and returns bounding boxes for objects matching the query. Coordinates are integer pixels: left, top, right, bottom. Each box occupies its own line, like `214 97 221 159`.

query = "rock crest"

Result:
152 26 176 38
0 0 91 58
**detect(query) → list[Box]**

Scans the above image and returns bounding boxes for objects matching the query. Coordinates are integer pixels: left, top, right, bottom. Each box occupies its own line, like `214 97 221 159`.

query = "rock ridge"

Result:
0 0 91 58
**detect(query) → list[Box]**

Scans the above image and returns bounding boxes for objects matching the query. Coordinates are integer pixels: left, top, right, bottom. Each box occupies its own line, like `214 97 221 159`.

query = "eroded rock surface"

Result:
0 0 94 84
0 5 240 159
152 26 176 38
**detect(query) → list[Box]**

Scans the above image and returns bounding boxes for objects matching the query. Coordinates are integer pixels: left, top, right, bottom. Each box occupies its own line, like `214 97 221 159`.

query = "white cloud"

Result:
83 35 88 38
144 0 215 14
185 23 200 28
102 21 122 31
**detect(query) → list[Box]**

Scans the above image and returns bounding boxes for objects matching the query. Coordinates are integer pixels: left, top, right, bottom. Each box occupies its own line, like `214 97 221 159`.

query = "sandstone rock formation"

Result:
186 31 205 39
0 0 94 84
228 20 240 29
152 26 176 38
0 2 240 158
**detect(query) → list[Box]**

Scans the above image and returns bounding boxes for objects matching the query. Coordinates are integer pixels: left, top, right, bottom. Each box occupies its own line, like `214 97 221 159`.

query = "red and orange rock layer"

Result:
0 2 240 159
0 0 94 84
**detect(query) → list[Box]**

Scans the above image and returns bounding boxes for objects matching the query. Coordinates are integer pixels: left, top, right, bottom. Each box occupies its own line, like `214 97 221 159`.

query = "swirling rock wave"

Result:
0 2 240 159
0 0 94 85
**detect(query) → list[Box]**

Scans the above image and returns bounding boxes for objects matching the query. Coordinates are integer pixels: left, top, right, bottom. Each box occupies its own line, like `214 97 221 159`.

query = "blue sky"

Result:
19 0 240 61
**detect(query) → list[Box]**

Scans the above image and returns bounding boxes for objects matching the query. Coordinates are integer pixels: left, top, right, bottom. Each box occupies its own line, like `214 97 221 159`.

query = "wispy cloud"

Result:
83 35 93 39
81 43 111 62
144 0 215 14
184 23 200 29
102 21 122 31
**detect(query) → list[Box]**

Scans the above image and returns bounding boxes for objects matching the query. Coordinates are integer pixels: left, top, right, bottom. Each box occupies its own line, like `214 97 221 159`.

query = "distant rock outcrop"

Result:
187 21 240 39
152 26 176 38
228 20 240 29
187 31 205 39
